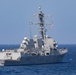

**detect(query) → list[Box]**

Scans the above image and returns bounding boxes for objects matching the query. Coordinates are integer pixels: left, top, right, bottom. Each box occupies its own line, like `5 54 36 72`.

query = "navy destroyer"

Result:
0 7 68 66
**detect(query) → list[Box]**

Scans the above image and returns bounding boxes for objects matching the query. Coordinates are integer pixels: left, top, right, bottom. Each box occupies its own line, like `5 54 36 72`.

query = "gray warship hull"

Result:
0 54 65 66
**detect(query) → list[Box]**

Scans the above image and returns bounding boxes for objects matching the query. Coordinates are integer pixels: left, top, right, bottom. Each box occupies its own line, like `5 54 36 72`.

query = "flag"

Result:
50 24 54 30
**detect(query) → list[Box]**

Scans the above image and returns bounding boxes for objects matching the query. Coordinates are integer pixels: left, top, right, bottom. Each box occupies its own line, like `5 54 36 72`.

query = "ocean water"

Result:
0 44 76 75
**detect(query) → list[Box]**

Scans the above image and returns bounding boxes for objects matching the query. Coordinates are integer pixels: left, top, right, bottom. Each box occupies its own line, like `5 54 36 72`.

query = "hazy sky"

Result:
0 0 76 44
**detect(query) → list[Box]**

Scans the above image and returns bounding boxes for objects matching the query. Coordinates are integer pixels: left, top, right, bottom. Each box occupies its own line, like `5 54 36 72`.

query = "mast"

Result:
38 6 45 46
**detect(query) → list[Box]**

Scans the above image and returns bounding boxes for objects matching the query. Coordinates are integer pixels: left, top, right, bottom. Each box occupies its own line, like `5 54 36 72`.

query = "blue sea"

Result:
0 44 76 75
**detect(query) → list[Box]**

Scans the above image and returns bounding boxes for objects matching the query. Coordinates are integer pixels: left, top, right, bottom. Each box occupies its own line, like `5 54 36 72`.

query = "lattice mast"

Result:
38 6 46 46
